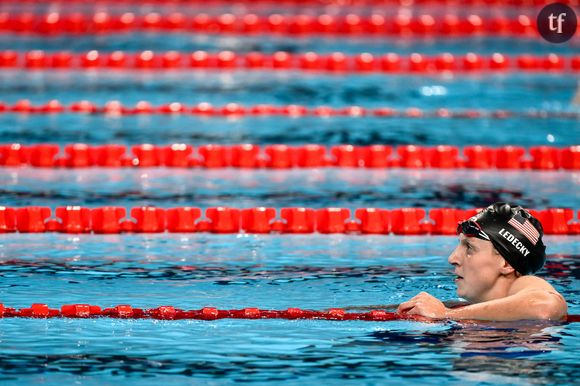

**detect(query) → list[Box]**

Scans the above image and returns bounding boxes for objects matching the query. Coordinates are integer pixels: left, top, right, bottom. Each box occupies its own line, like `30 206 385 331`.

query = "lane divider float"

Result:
0 206 578 235
5 0 578 6
1 144 578 170
1 51 578 73
2 100 579 120
0 12 560 38
1 303 579 322
6 0 579 6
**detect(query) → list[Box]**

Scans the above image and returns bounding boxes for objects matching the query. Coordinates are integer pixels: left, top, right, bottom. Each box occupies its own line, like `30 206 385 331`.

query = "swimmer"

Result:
398 202 568 321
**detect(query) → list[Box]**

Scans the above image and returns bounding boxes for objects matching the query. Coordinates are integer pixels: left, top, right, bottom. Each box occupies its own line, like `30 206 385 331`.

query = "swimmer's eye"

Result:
465 242 474 254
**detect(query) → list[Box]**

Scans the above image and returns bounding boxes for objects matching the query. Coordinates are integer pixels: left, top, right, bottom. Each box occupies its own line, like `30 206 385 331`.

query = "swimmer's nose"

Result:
448 245 460 266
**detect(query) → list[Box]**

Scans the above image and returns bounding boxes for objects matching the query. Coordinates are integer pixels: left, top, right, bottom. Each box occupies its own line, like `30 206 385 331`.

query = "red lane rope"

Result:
1 51 578 73
0 12 559 38
1 303 579 322
3 100 580 120
1 206 578 235
6 0 579 6
1 144 579 170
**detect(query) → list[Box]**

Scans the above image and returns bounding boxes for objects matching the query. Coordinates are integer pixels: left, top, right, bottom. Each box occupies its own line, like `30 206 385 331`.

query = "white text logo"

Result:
548 12 567 33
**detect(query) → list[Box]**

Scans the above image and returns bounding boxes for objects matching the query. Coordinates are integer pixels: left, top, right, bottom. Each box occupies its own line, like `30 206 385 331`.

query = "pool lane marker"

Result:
1 144 579 170
7 0 575 6
1 206 579 235
1 51 578 73
2 100 580 120
1 304 579 322
0 12 559 38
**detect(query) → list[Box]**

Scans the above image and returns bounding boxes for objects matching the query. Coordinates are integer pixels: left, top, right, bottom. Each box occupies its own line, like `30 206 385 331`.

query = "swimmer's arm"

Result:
399 278 567 321
446 278 568 322
446 289 567 321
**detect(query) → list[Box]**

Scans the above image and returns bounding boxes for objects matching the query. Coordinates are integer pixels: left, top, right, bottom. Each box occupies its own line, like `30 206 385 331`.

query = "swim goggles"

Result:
457 220 490 241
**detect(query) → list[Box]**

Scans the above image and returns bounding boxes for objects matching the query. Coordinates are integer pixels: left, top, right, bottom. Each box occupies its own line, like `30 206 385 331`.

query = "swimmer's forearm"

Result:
445 291 567 321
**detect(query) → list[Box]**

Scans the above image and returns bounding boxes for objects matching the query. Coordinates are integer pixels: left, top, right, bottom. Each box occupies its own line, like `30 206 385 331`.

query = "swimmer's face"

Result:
447 234 507 303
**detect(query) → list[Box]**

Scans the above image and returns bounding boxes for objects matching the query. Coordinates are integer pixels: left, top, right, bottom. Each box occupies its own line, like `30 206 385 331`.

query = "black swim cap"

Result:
457 202 546 275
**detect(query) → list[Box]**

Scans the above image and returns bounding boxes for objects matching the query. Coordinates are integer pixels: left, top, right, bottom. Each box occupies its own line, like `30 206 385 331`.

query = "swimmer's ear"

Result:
498 258 517 276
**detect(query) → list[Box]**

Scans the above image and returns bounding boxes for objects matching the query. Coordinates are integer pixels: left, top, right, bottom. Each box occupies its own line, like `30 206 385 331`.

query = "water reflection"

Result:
370 322 569 382
0 260 409 283
0 168 575 209
0 322 572 384
0 258 576 282
371 322 561 356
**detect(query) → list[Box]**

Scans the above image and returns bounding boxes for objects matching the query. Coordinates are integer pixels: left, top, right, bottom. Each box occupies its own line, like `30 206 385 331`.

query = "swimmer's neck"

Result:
465 275 521 304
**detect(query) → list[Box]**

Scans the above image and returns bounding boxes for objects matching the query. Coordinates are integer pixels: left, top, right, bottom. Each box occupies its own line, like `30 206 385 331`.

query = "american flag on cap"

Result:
508 213 539 245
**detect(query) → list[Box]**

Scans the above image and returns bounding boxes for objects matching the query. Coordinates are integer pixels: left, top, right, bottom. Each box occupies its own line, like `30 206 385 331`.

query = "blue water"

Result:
0 169 577 209
0 234 578 385
0 72 577 147
0 1 579 385
1 35 579 54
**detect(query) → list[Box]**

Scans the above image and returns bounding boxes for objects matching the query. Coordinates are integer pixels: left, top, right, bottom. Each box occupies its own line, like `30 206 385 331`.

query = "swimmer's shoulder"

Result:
508 275 568 319
508 275 562 297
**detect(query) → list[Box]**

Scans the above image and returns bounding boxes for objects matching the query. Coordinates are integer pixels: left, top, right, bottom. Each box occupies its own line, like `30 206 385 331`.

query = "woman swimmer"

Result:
397 202 568 321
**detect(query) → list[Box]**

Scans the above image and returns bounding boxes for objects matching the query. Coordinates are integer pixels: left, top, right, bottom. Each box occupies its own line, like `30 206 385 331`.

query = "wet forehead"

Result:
458 233 494 251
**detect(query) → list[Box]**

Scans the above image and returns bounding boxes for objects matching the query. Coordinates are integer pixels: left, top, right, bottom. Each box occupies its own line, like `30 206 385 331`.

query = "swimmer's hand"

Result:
397 292 449 319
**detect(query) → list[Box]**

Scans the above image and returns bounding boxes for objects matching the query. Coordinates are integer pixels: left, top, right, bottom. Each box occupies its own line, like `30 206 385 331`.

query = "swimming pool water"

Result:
1 72 577 149
0 0 579 385
0 169 577 209
0 234 578 385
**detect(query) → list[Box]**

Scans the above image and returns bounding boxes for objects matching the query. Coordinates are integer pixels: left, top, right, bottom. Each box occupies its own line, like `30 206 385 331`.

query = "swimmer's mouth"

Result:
454 273 463 281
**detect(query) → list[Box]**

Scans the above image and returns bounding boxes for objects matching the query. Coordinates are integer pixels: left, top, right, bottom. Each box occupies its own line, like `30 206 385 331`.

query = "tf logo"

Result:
537 3 578 43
